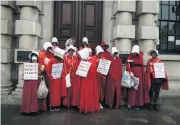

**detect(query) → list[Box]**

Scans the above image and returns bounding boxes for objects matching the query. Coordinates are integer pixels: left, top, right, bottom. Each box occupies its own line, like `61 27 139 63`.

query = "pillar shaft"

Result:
15 2 42 90
136 1 159 53
1 3 15 92
112 1 136 54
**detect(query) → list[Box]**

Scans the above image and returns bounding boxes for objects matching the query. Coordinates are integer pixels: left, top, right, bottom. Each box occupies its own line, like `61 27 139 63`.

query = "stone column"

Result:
110 1 116 47
38 1 44 50
136 1 159 54
15 1 42 90
1 1 16 92
113 1 136 54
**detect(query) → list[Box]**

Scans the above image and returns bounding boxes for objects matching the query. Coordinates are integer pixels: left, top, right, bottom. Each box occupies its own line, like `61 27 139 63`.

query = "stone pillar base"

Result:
1 91 22 105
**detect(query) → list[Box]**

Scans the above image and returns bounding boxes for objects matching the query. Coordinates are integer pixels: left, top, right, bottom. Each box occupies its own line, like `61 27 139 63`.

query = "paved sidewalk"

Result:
1 97 180 125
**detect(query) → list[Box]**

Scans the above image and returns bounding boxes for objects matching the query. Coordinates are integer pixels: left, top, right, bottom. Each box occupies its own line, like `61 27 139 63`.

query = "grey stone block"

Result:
20 7 39 22
0 35 12 49
137 26 159 40
1 6 13 21
1 48 14 63
1 64 13 90
19 35 39 49
1 19 14 35
15 20 41 37
136 1 159 16
1 1 16 10
113 25 135 39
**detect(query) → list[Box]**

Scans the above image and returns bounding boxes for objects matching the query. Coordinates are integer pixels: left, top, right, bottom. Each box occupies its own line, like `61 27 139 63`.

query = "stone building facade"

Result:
1 1 180 104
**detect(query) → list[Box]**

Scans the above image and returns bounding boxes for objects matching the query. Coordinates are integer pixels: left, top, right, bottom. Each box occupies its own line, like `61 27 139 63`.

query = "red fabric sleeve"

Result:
46 59 54 80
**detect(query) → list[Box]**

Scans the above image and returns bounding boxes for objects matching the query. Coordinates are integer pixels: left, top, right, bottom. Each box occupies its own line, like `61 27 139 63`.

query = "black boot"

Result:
154 103 160 111
148 103 153 110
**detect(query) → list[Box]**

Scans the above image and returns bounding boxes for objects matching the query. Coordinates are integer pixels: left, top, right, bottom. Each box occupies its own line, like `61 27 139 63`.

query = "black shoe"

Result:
148 103 153 110
127 106 132 111
154 104 160 111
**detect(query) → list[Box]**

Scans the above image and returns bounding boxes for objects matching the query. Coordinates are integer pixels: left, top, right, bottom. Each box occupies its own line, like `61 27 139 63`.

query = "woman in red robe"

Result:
97 42 111 108
46 48 65 111
105 47 122 109
38 42 54 111
79 48 100 114
126 45 145 111
62 45 80 107
146 49 169 111
21 51 41 114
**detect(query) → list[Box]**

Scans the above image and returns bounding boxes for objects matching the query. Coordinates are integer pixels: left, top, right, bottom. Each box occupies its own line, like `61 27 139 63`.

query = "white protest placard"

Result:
65 74 71 88
154 63 166 78
76 61 91 77
24 63 38 80
97 59 111 75
51 63 63 79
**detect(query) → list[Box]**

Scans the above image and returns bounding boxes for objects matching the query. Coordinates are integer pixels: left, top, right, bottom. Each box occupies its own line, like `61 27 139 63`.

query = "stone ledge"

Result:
159 55 180 61
114 1 136 15
15 20 41 37
113 25 135 39
136 1 159 16
16 1 42 12
1 1 16 10
137 26 159 40
1 20 15 35
0 49 14 63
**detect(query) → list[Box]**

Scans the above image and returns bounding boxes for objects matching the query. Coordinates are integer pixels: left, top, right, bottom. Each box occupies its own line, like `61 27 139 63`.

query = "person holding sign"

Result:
105 47 122 109
95 45 106 109
39 42 54 72
38 42 54 110
46 47 65 111
62 45 80 107
79 48 100 114
126 45 145 111
21 51 46 114
146 49 169 111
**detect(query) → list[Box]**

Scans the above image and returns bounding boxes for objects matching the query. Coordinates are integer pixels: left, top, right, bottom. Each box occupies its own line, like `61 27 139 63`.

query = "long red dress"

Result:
38 50 53 110
62 54 81 107
46 58 62 107
79 56 100 113
21 80 38 113
98 51 111 101
126 53 145 107
105 56 122 109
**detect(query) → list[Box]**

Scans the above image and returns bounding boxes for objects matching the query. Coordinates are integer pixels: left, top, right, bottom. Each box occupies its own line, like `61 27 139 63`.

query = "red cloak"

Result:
79 56 100 113
126 52 145 106
46 58 62 107
62 54 81 107
98 50 111 101
146 58 169 91
105 56 122 108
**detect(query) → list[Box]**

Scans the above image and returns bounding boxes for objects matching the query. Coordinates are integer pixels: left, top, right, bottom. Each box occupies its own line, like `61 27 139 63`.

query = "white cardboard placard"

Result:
51 63 63 79
154 63 166 78
76 61 91 77
24 63 38 80
97 59 111 75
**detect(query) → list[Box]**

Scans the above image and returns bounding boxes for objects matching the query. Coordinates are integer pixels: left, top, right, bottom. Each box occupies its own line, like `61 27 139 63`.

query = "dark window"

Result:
158 1 180 54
